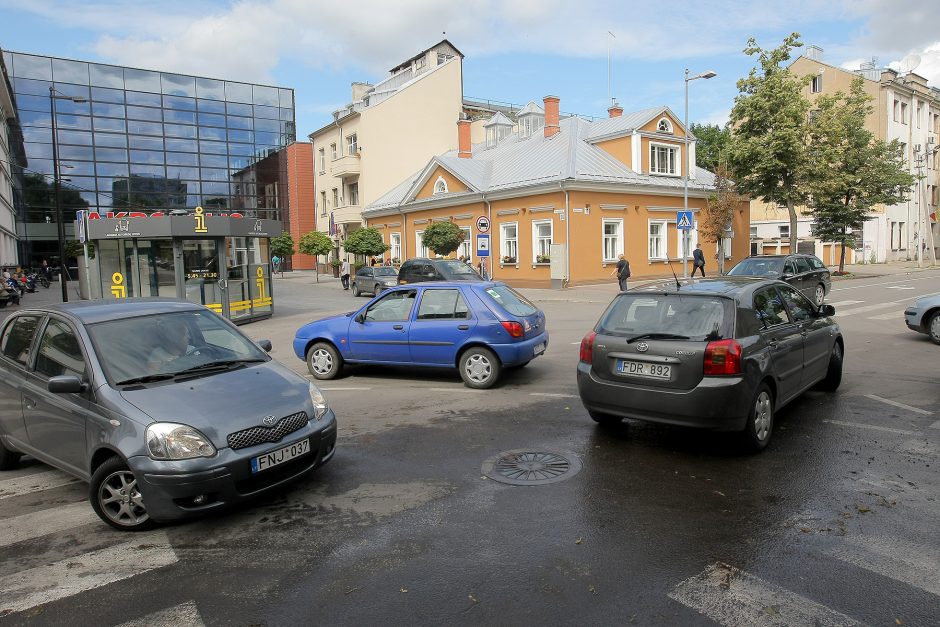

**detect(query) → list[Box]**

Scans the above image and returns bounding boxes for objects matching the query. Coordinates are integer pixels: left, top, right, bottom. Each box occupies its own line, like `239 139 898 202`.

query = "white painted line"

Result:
866 312 904 321
828 535 940 598
929 420 940 430
117 601 205 627
830 275 940 292
0 470 80 500
668 562 864 626
0 532 178 616
864 394 933 416
315 387 373 391
823 419 917 435
570 342 581 345
833 302 900 317
885 285 915 290
826 300 864 307
530 393 578 398
428 387 476 392
0 502 99 548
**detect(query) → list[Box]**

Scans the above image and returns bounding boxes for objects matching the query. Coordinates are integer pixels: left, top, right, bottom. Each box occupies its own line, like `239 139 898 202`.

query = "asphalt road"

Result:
1 268 939 625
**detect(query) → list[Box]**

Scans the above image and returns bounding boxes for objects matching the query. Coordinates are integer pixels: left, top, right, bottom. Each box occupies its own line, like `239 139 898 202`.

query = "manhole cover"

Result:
481 449 582 486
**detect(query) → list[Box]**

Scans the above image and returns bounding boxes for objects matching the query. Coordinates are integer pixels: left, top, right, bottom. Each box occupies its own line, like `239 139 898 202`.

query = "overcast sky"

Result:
1 0 937 136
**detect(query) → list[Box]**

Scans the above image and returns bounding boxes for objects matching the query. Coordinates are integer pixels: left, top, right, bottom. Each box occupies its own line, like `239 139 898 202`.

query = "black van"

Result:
397 258 484 284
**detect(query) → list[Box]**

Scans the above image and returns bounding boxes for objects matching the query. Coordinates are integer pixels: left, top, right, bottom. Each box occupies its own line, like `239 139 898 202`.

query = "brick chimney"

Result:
544 95 560 138
457 118 471 158
608 102 623 118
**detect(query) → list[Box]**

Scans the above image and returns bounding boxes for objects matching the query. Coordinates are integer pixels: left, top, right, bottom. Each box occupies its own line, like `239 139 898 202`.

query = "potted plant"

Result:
330 259 342 278
536 254 550 264
501 255 516 264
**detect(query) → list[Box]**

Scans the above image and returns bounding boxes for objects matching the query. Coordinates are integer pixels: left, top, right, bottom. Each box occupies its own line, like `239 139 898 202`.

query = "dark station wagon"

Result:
727 254 832 306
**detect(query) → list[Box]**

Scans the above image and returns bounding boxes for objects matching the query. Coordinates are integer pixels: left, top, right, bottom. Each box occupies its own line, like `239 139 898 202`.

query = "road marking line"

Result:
830 274 940 292
530 393 578 398
930 420 940 430
866 312 904 321
823 419 917 435
0 502 99 547
428 387 476 392
828 535 940 598
315 387 373 391
668 562 864 626
833 302 901 317
864 394 933 416
117 601 205 627
0 532 178 616
0 469 80 500
826 300 864 307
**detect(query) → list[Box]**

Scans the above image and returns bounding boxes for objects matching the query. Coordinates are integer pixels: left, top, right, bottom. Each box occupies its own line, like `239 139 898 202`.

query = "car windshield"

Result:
483 285 538 316
438 260 480 277
597 294 734 341
373 267 397 276
728 257 785 277
88 310 268 385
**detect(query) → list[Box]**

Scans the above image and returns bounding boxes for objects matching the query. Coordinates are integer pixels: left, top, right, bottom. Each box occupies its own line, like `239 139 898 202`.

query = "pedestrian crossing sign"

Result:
676 211 694 230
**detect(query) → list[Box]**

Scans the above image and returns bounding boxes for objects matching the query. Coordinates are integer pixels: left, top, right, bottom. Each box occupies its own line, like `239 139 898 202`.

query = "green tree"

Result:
421 221 464 257
700 164 741 275
728 33 811 252
690 123 731 171
805 77 915 273
344 227 391 259
298 230 335 282
269 233 295 275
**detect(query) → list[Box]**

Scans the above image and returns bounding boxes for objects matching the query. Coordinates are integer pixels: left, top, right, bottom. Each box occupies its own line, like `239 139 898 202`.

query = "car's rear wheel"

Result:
459 347 501 389
351 283 360 297
928 311 940 345
307 342 343 379
814 284 826 307
588 410 623 426
375 285 384 296
90 457 155 531
0 441 22 470
741 383 774 452
816 341 843 391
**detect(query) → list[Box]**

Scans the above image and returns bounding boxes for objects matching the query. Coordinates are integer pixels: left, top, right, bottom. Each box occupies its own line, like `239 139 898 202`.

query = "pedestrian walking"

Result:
692 243 705 277
611 254 630 291
340 259 351 290
271 254 280 275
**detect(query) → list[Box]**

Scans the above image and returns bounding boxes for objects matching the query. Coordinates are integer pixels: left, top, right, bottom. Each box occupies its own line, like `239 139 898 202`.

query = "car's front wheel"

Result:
307 342 343 379
816 341 843 391
351 283 360 297
90 457 155 531
814 284 826 307
741 383 774 452
459 347 501 389
0 441 22 470
928 311 940 345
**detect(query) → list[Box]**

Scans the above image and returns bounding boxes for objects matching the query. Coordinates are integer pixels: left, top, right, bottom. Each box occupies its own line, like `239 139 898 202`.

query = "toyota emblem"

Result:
262 415 277 427
636 342 649 353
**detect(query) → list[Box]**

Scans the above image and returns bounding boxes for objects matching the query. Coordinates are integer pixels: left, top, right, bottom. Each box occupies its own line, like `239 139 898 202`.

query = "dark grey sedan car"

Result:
577 278 843 451
727 254 832 306
351 265 399 297
0 299 337 530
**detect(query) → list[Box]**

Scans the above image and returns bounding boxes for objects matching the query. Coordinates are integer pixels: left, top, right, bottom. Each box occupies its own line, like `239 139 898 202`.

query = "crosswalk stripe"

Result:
828 536 940 598
0 501 99 547
0 532 178 616
823 419 917 435
833 302 900 317
0 469 80 500
530 392 578 398
669 562 865 626
117 601 205 627
866 312 904 321
864 394 933 416
826 300 863 307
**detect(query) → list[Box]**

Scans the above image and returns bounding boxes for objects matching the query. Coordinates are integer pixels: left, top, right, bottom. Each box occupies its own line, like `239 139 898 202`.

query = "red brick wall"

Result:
287 143 317 269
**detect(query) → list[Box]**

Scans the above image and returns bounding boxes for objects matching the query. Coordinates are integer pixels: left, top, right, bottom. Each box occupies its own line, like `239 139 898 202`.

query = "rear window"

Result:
482 285 538 316
728 258 784 277
373 267 397 276
808 256 826 270
437 260 479 277
597 294 734 341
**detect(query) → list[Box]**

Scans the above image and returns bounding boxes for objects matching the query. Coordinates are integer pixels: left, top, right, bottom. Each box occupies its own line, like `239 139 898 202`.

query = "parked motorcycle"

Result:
27 271 48 290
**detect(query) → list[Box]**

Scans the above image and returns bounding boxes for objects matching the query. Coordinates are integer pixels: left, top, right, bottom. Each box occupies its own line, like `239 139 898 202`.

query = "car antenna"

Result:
667 260 681 290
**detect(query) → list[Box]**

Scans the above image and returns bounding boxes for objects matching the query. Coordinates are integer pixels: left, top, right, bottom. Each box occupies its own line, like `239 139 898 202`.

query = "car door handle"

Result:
458 325 470 330
23 395 36 410
768 340 779 349
393 324 404 330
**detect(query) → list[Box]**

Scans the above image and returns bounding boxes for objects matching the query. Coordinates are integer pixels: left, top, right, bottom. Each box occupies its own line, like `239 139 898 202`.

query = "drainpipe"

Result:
399 208 407 260
562 183 570 288
483 193 492 279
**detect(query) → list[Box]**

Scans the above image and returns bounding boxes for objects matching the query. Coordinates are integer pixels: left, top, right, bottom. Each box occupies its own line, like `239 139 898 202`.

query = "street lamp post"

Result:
683 69 717 279
50 87 87 302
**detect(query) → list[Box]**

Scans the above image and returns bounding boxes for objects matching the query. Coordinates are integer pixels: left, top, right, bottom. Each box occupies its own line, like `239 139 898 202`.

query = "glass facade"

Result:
3 50 295 265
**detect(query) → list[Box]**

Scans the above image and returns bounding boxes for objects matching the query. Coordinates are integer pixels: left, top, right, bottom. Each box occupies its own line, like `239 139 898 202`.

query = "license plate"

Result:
250 438 311 474
534 342 546 356
616 360 671 379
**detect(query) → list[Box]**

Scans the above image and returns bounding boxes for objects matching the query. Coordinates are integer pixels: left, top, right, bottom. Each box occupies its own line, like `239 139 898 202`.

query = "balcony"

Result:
330 154 361 179
332 203 362 225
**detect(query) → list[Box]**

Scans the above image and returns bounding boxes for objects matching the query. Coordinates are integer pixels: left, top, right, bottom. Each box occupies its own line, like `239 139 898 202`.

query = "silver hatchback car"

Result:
577 278 843 451
0 299 337 530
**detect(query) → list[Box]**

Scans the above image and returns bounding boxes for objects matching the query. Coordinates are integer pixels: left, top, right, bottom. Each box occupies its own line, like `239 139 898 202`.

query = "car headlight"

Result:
146 423 217 460
309 383 329 420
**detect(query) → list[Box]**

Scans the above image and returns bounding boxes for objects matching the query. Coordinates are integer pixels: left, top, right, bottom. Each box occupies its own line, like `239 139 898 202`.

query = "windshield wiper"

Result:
115 373 175 386
626 333 690 343
176 358 265 375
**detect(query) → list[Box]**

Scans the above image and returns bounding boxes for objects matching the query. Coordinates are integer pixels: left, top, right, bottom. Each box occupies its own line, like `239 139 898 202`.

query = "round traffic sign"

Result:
476 216 490 233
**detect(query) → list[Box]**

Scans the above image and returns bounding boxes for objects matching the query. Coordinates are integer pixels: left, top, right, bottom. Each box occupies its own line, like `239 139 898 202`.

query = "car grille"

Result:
227 411 309 450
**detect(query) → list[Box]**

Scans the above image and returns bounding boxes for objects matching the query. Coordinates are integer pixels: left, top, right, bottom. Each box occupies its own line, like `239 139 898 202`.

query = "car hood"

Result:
117 361 313 449
297 312 354 335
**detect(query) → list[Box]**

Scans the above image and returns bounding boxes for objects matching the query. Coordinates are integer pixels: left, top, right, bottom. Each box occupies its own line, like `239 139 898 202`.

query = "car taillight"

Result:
501 321 524 338
704 339 743 375
580 331 596 364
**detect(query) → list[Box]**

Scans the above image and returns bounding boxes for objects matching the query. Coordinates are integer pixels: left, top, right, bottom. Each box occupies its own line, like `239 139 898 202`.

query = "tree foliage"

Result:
728 33 811 252
700 165 741 274
690 123 731 171
269 233 295 260
298 230 336 282
344 227 390 258
805 77 915 273
421 221 465 257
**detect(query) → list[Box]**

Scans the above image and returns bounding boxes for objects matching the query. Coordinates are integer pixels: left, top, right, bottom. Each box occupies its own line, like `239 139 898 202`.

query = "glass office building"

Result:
2 50 296 265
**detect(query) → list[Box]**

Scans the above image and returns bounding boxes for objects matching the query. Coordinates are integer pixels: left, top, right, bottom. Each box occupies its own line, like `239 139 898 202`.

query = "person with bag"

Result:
692 243 706 277
611 254 631 291
340 259 351 290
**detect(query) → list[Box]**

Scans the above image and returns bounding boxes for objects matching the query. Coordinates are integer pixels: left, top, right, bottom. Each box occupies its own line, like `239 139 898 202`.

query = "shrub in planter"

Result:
536 254 550 264
502 255 516 263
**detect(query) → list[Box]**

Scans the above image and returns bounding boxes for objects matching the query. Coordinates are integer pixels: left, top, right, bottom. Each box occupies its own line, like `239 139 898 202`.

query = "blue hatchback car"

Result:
293 282 548 389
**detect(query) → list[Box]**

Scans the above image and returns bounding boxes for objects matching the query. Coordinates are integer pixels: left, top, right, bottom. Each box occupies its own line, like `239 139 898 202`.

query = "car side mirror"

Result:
257 339 272 352
781 273 792 280
355 313 365 324
819 304 836 317
48 375 86 394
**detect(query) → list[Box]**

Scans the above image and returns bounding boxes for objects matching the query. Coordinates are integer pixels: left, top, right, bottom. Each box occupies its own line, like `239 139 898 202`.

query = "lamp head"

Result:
700 70 717 80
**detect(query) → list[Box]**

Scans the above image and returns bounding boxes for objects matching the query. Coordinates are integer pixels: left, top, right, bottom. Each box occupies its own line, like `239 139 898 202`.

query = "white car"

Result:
904 295 940 344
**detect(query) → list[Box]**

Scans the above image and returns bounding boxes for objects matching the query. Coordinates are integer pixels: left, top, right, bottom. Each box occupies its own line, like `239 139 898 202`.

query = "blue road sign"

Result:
676 210 694 230
476 234 490 257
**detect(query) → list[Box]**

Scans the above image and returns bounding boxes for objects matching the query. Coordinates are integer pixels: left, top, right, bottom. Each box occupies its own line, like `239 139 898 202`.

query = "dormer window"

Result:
517 101 546 140
484 112 514 148
656 118 674 134
433 176 448 194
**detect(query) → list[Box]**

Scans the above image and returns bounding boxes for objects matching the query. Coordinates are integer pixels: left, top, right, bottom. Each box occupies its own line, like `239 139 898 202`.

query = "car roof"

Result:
392 280 502 289
631 276 779 296
15 298 205 325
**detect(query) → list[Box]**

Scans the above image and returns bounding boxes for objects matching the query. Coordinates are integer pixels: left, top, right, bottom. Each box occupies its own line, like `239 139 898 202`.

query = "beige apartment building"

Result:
0 57 19 267
752 47 940 264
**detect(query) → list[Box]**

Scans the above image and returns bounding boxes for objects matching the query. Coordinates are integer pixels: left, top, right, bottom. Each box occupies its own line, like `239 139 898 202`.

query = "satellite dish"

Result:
899 54 922 74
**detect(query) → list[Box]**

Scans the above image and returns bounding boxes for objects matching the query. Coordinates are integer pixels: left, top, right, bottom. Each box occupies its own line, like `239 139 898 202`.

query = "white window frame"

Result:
750 225 758 238
347 182 359 206
433 176 448 194
346 133 358 155
330 143 338 160
648 220 667 260
602 218 624 262
320 190 327 216
500 222 518 263
458 226 472 261
416 231 429 257
318 148 325 173
778 224 790 239
532 220 553 263
649 142 679 176
656 118 674 133
332 187 339 208
390 233 401 261
676 220 698 260
811 75 822 93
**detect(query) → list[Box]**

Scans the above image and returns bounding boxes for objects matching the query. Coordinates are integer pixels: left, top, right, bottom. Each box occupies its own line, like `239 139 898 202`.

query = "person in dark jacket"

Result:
692 243 706 277
611 254 630 291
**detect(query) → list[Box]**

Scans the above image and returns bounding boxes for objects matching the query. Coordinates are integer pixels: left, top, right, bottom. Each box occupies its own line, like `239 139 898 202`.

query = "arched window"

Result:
657 118 674 134
433 176 448 194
